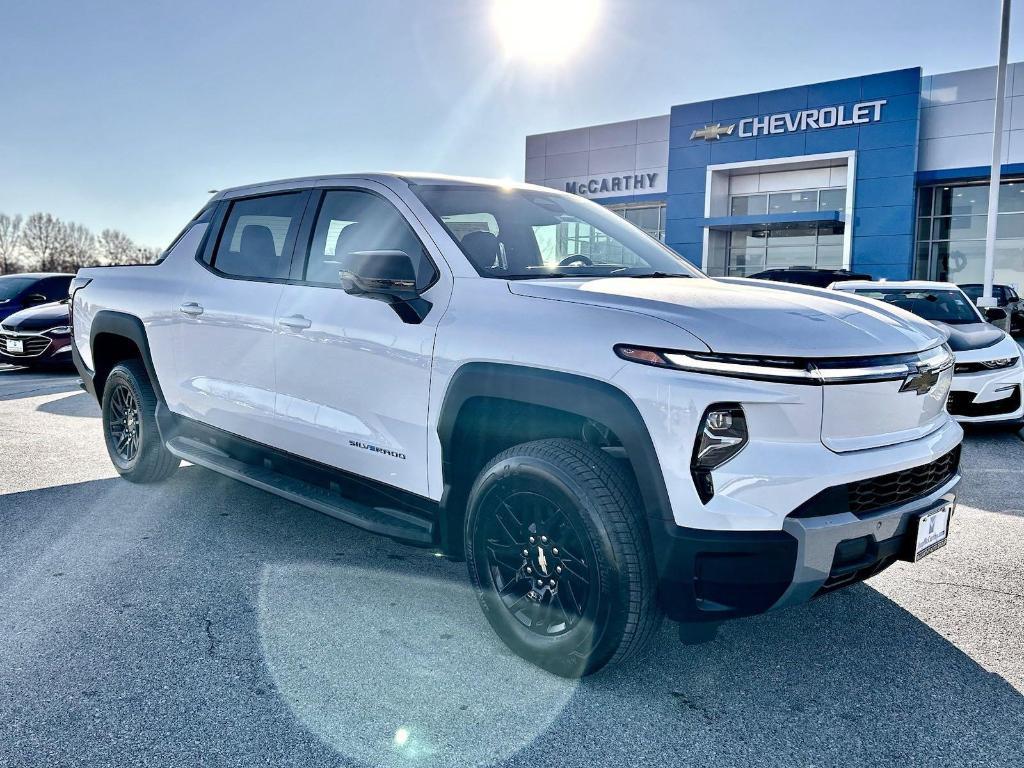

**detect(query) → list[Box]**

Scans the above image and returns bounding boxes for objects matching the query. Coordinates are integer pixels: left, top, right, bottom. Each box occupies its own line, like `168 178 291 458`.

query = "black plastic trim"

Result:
157 406 440 527
437 362 673 523
649 520 798 622
85 311 164 403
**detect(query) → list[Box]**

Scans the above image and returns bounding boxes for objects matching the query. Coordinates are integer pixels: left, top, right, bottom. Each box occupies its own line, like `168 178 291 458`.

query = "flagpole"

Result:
980 0 1012 308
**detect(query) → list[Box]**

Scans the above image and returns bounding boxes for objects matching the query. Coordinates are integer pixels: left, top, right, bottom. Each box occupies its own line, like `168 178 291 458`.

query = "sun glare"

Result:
492 0 601 66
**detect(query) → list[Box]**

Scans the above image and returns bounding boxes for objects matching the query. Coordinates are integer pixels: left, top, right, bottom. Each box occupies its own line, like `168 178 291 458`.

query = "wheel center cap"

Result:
536 546 549 576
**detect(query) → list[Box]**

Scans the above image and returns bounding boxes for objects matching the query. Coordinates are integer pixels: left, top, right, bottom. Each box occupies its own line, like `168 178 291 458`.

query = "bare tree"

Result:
57 222 97 271
21 213 65 272
98 228 136 265
0 213 23 274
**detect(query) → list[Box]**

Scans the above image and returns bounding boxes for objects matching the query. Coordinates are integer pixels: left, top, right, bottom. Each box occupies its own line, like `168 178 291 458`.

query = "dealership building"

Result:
524 64 1024 287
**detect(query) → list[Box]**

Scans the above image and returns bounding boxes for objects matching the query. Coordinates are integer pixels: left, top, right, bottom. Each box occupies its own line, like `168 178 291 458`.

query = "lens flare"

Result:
491 0 601 66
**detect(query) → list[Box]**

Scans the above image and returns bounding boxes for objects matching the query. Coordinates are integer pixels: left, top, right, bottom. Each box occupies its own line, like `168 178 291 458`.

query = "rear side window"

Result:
212 193 306 280
304 190 435 288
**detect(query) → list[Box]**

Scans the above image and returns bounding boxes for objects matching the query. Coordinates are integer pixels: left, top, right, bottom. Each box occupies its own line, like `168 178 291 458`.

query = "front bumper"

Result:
947 365 1024 423
654 462 961 623
0 331 73 367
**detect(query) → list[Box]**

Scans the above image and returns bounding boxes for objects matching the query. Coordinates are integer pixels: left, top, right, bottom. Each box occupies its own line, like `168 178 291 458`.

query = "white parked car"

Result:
70 174 963 676
831 280 1024 426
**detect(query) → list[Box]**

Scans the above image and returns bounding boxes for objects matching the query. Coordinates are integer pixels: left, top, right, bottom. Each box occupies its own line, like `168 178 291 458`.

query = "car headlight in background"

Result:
954 356 1019 374
44 326 72 336
691 404 748 504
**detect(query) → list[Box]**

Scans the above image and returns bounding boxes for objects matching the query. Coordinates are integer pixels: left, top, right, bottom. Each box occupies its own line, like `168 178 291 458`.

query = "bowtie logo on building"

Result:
690 123 736 141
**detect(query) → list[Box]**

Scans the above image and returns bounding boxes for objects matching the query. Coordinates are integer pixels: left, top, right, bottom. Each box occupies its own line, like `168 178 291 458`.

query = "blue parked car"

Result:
0 273 74 323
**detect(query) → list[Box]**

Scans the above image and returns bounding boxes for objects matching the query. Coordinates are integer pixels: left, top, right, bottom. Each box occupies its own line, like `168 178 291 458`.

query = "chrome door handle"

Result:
179 301 204 317
278 314 311 330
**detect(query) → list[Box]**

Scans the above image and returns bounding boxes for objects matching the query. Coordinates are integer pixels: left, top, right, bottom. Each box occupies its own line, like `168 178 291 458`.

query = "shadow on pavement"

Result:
0 367 80 402
35 390 99 418
0 467 1021 768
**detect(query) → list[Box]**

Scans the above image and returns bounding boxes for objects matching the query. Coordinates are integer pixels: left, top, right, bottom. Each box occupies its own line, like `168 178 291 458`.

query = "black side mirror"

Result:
23 293 47 305
985 306 1008 322
339 250 432 323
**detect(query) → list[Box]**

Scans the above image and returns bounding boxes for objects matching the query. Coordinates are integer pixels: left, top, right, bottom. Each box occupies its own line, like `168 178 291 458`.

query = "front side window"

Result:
304 190 435 288
852 288 983 325
212 192 307 280
412 185 700 279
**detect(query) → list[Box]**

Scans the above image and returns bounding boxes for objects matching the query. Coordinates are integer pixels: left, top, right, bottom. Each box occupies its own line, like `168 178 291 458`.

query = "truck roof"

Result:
209 172 554 202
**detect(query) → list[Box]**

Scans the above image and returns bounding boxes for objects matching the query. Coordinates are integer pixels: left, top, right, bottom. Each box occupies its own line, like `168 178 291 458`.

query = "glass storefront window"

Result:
730 188 846 218
999 181 1024 212
818 188 846 212
730 194 768 216
934 185 988 216
932 215 987 241
726 222 846 276
769 190 818 214
915 179 1024 289
605 203 666 242
997 212 1024 239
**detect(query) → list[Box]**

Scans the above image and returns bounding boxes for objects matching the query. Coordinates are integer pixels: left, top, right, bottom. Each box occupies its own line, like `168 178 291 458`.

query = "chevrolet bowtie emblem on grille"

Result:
900 366 941 396
690 123 736 141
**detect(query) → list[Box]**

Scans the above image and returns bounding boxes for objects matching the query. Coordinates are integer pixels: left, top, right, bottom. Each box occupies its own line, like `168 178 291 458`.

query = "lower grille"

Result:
847 446 961 516
947 386 1021 417
0 332 51 357
790 446 961 519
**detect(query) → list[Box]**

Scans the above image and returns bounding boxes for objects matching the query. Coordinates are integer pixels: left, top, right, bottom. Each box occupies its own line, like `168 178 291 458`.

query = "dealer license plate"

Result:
5 339 23 354
913 504 953 561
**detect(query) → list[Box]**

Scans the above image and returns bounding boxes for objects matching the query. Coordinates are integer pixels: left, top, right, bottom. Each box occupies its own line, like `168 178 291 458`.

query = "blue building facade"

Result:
525 62 1024 289
665 68 922 280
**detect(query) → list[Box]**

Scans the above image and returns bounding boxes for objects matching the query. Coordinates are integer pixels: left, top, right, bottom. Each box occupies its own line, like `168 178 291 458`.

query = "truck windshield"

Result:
412 184 702 280
852 288 983 324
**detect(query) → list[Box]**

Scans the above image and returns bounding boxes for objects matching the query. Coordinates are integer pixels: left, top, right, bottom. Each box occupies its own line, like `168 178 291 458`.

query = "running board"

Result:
165 436 434 545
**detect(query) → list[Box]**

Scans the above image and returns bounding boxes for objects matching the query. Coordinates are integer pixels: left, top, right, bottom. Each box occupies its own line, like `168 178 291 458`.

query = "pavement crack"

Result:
204 618 217 657
905 577 1024 601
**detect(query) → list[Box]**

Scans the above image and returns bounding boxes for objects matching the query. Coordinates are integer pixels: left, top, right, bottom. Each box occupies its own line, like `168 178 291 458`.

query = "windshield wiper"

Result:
626 271 692 278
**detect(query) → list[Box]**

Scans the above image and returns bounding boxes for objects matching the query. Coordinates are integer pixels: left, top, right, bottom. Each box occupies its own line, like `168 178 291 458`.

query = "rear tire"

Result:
101 359 179 484
465 439 661 677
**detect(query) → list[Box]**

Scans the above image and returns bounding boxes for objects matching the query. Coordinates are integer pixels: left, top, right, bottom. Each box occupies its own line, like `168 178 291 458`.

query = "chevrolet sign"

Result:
690 99 887 141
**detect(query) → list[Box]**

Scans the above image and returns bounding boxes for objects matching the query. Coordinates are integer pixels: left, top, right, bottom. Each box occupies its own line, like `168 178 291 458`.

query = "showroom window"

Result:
729 187 846 217
606 203 666 241
724 222 845 276
915 180 1024 288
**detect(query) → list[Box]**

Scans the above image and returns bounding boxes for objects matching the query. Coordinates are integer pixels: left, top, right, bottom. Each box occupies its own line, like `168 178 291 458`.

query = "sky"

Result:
2 0 1024 248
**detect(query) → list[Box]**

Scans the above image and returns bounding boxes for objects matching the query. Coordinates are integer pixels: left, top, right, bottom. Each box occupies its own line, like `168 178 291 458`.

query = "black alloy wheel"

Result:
479 488 597 638
100 359 180 484
107 383 140 462
466 439 660 677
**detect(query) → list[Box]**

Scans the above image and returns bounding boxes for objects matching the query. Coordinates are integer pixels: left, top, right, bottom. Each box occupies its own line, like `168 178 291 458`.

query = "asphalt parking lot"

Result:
1 365 1023 768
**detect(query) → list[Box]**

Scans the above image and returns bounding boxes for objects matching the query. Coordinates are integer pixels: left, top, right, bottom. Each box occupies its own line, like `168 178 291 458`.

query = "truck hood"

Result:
508 276 946 357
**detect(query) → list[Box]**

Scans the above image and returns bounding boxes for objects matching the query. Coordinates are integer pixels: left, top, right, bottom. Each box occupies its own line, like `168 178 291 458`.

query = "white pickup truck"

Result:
71 173 963 676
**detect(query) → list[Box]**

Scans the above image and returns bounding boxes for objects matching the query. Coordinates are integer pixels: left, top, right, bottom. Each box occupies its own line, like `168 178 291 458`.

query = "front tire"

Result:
101 359 179 484
465 439 660 677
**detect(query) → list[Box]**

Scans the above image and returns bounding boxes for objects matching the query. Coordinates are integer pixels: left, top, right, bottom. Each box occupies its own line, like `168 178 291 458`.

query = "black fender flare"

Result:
86 310 165 404
436 362 673 522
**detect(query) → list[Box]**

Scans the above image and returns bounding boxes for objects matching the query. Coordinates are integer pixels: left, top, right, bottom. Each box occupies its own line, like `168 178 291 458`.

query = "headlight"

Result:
614 344 952 385
691 404 748 504
954 356 1019 374
44 326 72 336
